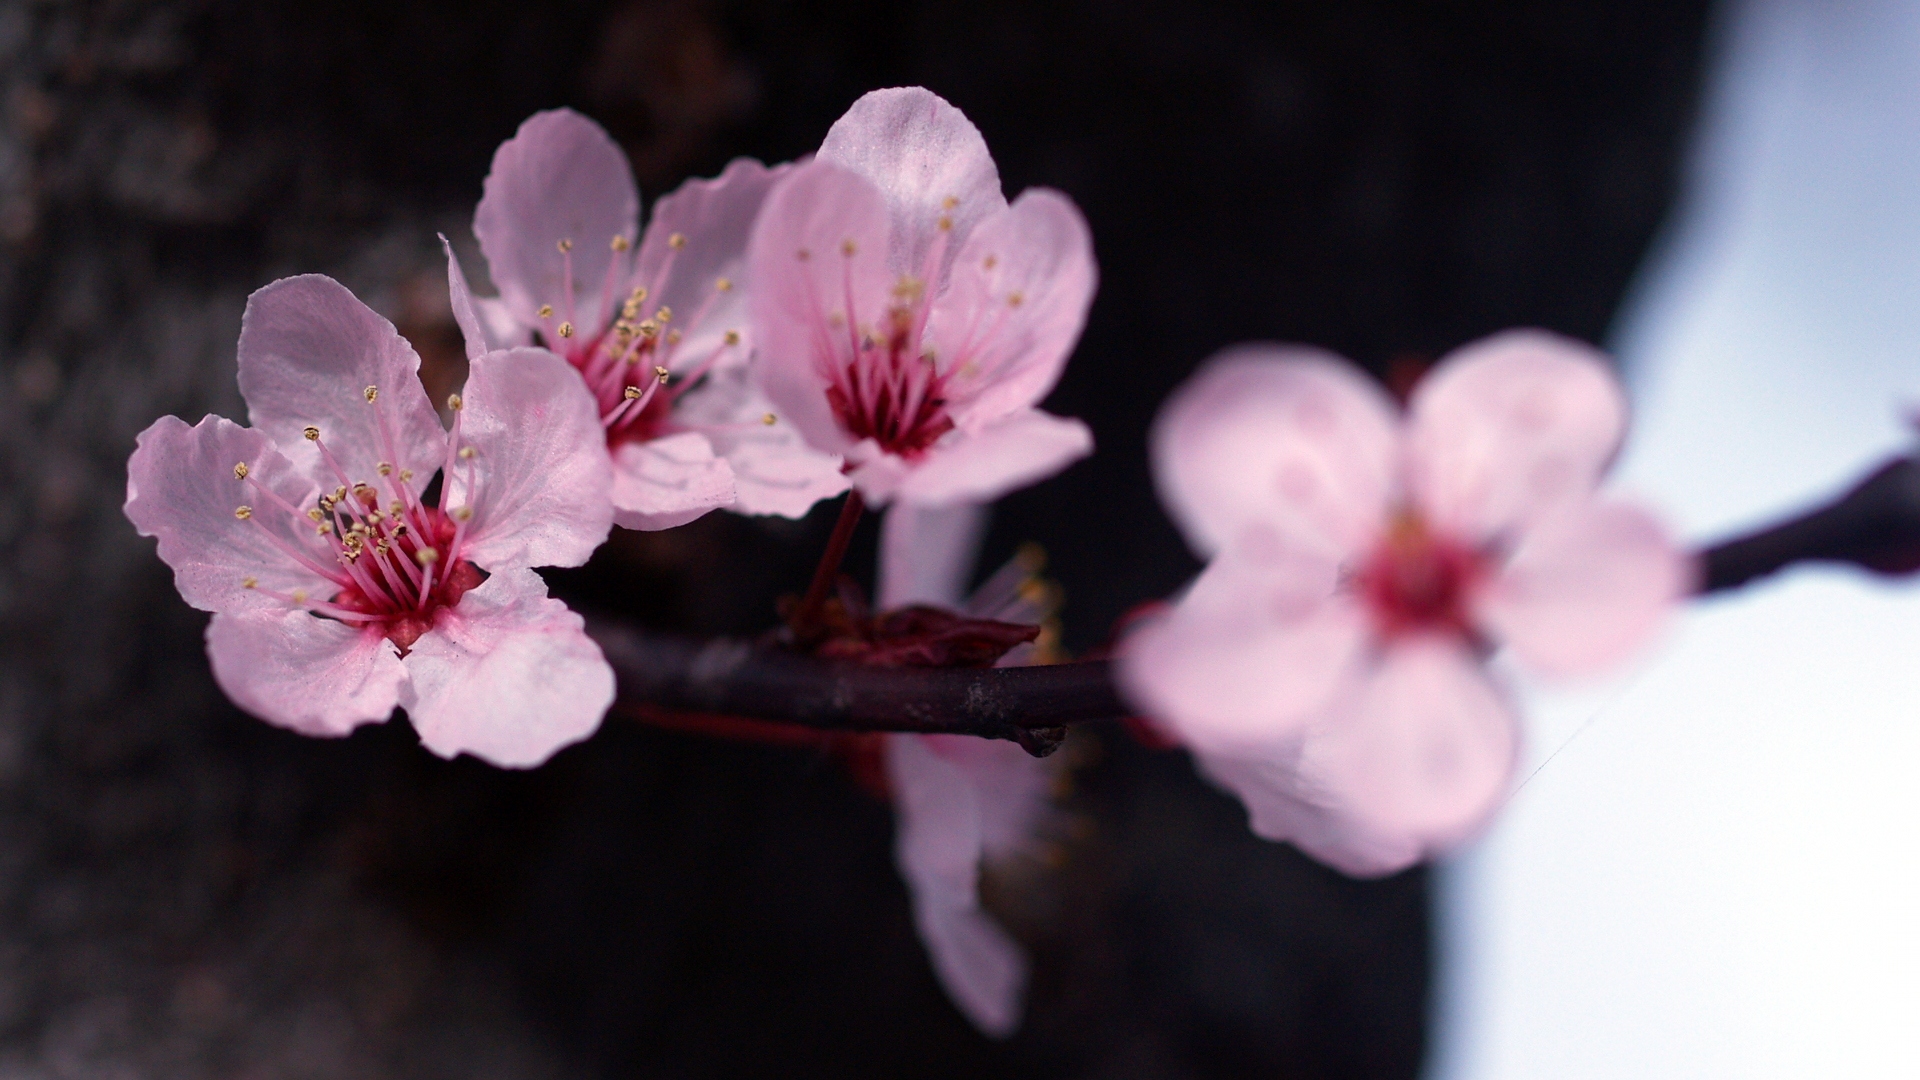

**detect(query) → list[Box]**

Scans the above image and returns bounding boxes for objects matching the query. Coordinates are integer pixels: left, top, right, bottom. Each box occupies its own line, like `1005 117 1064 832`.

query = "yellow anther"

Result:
1007 291 1025 308
654 365 669 382
983 255 998 271
332 486 347 503
303 426 320 441
629 286 648 302
291 589 308 604
557 238 573 253
458 446 476 460
538 304 554 319
241 576 257 589
841 238 857 257
651 307 670 325
315 522 333 536
376 462 392 476
399 469 413 482
234 505 252 520
761 413 777 426
942 195 960 210
937 215 953 232
392 524 407 537
363 385 378 403
827 311 846 329
306 508 325 522
389 501 403 515
668 232 687 249
415 548 439 566
892 275 925 301
715 277 733 292
558 321 574 338
451 505 473 522
723 330 741 346
624 386 642 400
637 319 658 338
233 462 249 480
667 329 682 345
366 509 384 524
611 234 630 252
446 393 463 411
796 248 811 261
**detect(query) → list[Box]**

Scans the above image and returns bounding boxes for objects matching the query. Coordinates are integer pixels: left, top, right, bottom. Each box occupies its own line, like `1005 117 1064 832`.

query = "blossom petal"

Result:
1406 329 1627 543
1153 346 1400 561
1474 500 1691 678
885 733 1032 1038
446 348 614 569
817 87 1005 275
1119 552 1369 752
747 160 898 456
474 109 638 342
401 567 614 768
236 274 447 486
878 502 990 608
633 157 789 370
892 409 1092 508
1297 636 1517 848
206 609 405 738
1194 750 1425 877
442 234 495 361
666 365 848 519
928 189 1097 430
126 414 332 614
608 430 736 531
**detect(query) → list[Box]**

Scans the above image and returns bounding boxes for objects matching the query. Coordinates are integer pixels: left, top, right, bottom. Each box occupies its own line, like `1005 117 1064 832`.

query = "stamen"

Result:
724 331 741 346
557 238 573 253
446 394 463 411
363 385 378 403
668 233 687 249
558 322 574 338
841 239 858 257
234 505 252 520
655 306 672 324
458 446 475 460
242 576 257 589
539 304 554 319
716 277 732 292
415 549 439 566
233 462 249 480
611 235 630 252
303 426 319 441
377 462 392 476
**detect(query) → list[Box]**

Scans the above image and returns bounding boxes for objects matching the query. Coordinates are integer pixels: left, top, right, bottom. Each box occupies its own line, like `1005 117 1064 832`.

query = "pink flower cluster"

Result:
1120 333 1691 874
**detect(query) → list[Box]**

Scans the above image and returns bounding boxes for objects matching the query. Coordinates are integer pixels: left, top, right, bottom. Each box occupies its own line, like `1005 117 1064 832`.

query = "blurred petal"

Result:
474 109 638 341
1475 500 1691 678
1407 329 1627 542
236 275 446 485
442 234 494 361
402 568 614 768
447 348 614 569
125 414 329 614
1153 346 1400 561
878 502 990 609
892 409 1092 507
928 190 1097 428
206 609 405 738
608 430 736 531
818 87 1005 275
747 160 897 457
1194 749 1425 877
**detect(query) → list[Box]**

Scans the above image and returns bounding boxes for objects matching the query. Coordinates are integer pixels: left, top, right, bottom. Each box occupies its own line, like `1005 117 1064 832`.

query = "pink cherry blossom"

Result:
747 87 1097 508
1119 331 1691 875
125 274 617 768
878 502 1059 1036
453 108 848 531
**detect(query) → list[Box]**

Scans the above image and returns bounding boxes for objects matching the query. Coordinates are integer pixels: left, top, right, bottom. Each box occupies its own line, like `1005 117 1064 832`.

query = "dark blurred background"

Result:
0 1 1712 1075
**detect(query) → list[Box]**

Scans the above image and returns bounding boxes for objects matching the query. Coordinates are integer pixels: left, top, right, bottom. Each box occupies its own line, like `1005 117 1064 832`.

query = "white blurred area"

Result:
1429 0 1920 1076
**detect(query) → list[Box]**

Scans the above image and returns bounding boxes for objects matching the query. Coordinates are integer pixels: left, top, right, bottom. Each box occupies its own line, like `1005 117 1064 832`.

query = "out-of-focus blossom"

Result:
748 87 1096 508
453 108 847 531
1120 331 1689 875
125 275 616 768
879 502 1059 1037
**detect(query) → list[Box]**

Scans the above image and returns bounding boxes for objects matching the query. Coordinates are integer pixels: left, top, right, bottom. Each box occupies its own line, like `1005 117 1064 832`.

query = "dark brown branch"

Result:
591 453 1920 755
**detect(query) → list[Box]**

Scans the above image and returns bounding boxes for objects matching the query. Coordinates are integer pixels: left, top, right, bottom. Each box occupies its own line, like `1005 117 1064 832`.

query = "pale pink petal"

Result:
842 441 912 505
632 157 790 370
1406 329 1627 543
608 430 736 531
401 567 614 768
747 160 898 457
441 234 494 361
1194 750 1425 877
1297 636 1517 848
1119 553 1369 753
1152 346 1400 561
474 109 638 341
878 502 989 609
475 297 531 349
126 415 331 614
927 190 1096 429
885 733 1030 1038
817 87 1005 276
206 609 406 738
445 348 614 569
665 365 848 519
1474 500 1691 678
236 275 447 485
891 409 1092 508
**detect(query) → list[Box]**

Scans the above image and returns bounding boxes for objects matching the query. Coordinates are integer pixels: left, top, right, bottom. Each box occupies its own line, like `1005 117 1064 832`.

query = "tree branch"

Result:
1698 454 1920 593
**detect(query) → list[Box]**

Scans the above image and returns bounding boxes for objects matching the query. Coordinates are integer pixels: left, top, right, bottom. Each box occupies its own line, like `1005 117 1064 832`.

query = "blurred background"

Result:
0 1 1716 1076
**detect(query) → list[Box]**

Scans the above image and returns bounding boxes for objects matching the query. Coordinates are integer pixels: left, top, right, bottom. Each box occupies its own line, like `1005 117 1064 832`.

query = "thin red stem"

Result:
793 489 865 634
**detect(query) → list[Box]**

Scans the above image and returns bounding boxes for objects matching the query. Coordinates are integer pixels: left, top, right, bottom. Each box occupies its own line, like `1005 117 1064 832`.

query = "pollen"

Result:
761 413 777 426
458 446 476 460
234 505 252 520
668 232 687 249
611 234 630 252
654 365 670 381
306 508 324 522
363 385 378 403
291 589 308 604
1007 291 1025 308
937 215 953 232
841 238 858 257
655 306 672 323
637 319 658 338
983 255 998 271
624 386 642 400
415 548 439 566
557 238 573 253
942 195 960 210
558 321 574 338
451 505 473 522
715 277 732 292
302 426 320 441
629 286 648 303
446 393 463 411
724 330 740 346
399 469 413 482
667 329 682 345
233 462 249 480
538 304 554 319
241 576 257 589
315 521 334 536
388 501 403 515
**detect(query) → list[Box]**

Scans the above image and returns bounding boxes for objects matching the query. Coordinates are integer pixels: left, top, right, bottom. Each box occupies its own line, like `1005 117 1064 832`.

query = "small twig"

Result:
1697 454 1920 593
791 490 864 636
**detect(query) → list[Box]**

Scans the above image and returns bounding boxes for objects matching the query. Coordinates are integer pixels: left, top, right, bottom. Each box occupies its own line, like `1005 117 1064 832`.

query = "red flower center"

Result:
825 305 955 458
1355 510 1487 640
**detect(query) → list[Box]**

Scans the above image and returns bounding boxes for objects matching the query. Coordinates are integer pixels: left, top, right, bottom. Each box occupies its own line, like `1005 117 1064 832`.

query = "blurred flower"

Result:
451 108 847 531
878 502 1061 1037
125 275 616 768
1120 331 1689 874
747 87 1096 508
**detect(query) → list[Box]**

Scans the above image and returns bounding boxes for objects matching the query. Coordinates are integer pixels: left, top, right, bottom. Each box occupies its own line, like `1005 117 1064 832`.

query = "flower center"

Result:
825 300 955 458
1354 510 1487 640
232 387 485 654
